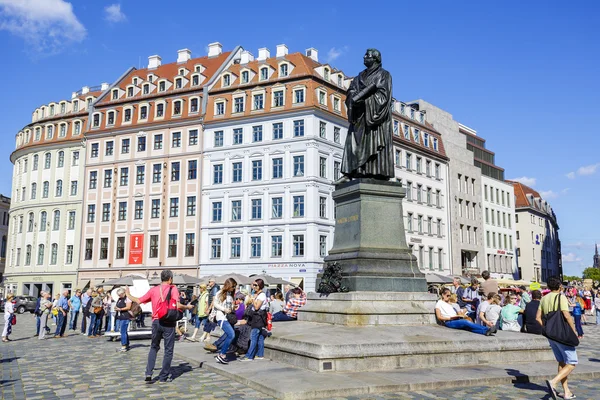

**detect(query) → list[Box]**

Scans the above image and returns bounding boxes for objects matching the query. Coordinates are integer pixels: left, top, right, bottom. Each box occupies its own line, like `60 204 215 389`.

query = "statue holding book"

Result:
340 48 394 182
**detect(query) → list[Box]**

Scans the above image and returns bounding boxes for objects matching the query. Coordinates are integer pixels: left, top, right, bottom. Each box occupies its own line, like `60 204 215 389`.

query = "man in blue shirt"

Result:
68 289 82 331
54 290 70 338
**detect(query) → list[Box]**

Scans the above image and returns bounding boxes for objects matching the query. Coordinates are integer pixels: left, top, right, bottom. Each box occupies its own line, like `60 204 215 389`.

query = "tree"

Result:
582 267 600 282
563 275 581 282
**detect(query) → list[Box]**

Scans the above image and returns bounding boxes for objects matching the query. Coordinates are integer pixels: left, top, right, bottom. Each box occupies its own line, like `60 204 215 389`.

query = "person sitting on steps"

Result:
435 288 496 336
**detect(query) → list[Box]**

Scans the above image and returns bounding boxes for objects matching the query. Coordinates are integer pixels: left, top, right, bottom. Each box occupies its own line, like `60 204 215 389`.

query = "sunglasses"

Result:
252 283 258 287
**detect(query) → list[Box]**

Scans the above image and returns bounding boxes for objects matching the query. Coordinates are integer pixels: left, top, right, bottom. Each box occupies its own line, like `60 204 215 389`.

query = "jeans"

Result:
36 315 41 335
69 311 79 330
272 311 296 322
596 308 600 325
39 314 49 339
573 315 584 336
445 318 489 335
82 313 90 334
89 313 101 336
246 328 265 359
119 319 130 347
146 320 175 381
55 311 68 336
217 320 235 356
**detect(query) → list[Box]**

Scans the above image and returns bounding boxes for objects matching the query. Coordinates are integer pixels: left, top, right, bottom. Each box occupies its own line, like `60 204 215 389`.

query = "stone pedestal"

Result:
319 179 427 293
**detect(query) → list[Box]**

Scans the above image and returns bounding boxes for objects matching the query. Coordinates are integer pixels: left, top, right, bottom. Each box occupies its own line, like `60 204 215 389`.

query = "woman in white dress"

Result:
2 293 15 342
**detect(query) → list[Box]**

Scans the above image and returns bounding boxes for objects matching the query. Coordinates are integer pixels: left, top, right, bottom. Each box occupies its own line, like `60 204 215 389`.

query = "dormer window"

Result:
156 103 164 117
133 77 138 85
148 75 154 83
223 75 230 87
50 105 55 116
324 68 330 80
93 114 100 127
241 71 249 84
400 104 405 115
423 133 429 147
420 112 425 123
159 81 165 92
35 128 41 141
260 67 268 81
337 75 343 86
174 100 182 115
140 106 148 120
333 97 340 112
280 64 288 77
127 87 134 97
124 109 131 122
190 98 198 113
179 69 185 76
195 66 201 72
433 138 438 151
192 75 199 86
41 108 45 118
107 111 115 125
87 98 92 107
410 108 415 119
73 101 79 112
143 84 150 94
318 90 326 105
112 90 118 100
60 103 66 113
175 78 182 89
74 122 80 135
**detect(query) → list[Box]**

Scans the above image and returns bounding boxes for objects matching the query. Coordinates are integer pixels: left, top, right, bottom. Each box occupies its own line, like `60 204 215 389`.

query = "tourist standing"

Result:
38 292 53 340
569 295 585 338
213 278 237 365
54 290 69 338
189 284 209 342
68 289 82 331
88 290 104 337
125 270 192 383
81 288 92 335
239 279 268 362
595 290 600 326
114 288 132 352
34 292 43 336
480 271 498 297
536 276 578 400
2 293 15 342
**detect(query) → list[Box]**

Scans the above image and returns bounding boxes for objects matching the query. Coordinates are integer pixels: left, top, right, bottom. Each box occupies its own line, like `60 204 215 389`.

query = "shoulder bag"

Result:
542 294 579 347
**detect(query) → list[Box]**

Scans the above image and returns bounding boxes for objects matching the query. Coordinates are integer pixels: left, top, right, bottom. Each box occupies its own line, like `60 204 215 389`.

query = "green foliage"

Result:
582 267 600 281
563 275 581 282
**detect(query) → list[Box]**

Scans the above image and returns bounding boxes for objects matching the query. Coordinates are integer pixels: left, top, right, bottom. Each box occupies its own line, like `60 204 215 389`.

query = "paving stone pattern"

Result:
1 315 599 399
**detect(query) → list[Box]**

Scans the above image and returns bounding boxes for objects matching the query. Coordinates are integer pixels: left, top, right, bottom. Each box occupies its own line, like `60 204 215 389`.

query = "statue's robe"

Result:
341 64 394 180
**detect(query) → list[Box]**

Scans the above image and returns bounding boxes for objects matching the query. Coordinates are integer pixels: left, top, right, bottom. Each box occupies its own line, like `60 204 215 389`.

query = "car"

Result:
0 297 16 312
14 295 37 314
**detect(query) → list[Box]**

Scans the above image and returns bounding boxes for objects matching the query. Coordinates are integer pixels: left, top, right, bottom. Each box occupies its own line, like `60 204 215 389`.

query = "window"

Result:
271 235 283 257
31 183 37 199
253 94 264 110
252 126 263 142
42 181 49 198
234 97 244 113
272 197 282 218
118 202 127 220
44 153 51 169
55 180 63 197
319 157 327 178
169 198 179 217
251 199 262 219
73 101 79 112
143 84 149 94
215 102 224 115
211 238 222 258
118 139 130 155
212 202 222 222
156 103 164 117
293 155 304 177
102 203 110 222
241 71 249 83
168 234 177 257
172 131 181 148
152 164 161 183
233 128 243 145
416 157 422 173
92 114 100 127
333 127 341 144
18 216 23 233
223 75 230 87
51 210 60 230
395 150 401 166
189 129 198 145
417 184 422 202
58 151 64 167
104 170 112 188
107 111 115 125
28 213 34 232
159 81 166 92
426 187 432 206
418 215 423 233
87 205 95 223
105 141 114 156
294 89 304 103
135 166 145 184
406 153 412 170
116 237 125 259
152 134 163 150
25 245 31 266
140 106 148 120
231 237 241 258
232 162 243 182
91 143 99 158
186 196 196 216
186 160 197 180
333 97 340 111
318 91 326 105
293 195 304 217
37 244 45 265
294 120 304 137
213 164 223 184
273 91 284 107
426 160 431 177
149 235 159 258
272 122 283 140
427 217 433 234
252 160 262 180
272 158 283 178
175 78 182 89
120 167 129 186
171 162 180 181
185 233 195 257
74 122 81 135
124 109 132 122
33 154 39 170
319 196 327 218
260 67 268 80
151 199 160 218
134 200 143 219
251 237 262 257
293 234 305 256
424 133 429 147
138 136 146 151
231 200 242 221
214 131 223 147
85 239 93 260
436 190 441 207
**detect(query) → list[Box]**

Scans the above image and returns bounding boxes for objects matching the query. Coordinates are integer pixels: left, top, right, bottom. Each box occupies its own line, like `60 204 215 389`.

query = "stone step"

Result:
175 343 600 400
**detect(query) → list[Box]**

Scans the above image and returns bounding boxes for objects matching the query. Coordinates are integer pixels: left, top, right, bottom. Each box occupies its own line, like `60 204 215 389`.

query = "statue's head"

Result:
364 49 381 68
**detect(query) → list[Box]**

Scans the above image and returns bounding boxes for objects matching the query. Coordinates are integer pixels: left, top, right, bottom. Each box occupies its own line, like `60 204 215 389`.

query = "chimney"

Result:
207 42 223 57
101 83 110 91
240 50 254 64
177 48 192 63
276 44 288 57
257 47 270 61
305 47 318 62
81 86 90 94
148 55 162 69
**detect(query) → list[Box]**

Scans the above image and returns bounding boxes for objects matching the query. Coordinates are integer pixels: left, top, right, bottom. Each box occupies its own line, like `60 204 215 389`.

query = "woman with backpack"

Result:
213 278 237 365
188 284 209 342
239 278 268 362
115 288 132 351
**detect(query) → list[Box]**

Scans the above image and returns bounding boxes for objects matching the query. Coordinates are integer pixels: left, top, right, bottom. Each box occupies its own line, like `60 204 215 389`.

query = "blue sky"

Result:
0 0 598 276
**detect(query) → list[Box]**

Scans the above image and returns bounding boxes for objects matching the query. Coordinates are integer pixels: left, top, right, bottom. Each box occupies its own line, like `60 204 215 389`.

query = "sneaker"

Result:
157 376 173 383
215 354 228 365
255 357 265 360
238 357 253 362
204 343 218 352
144 376 152 383
120 346 128 352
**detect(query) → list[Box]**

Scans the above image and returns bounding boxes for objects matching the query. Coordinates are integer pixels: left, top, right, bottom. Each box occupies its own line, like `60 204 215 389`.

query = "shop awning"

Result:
78 280 90 290
290 277 304 288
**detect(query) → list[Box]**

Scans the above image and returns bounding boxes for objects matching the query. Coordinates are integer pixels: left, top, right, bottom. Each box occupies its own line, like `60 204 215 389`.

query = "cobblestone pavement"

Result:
1 314 599 399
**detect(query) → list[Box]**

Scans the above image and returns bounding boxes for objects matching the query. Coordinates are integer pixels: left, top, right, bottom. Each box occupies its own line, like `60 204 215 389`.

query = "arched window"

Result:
44 153 51 169
28 213 34 232
190 98 198 113
40 211 47 231
37 244 45 265
25 245 31 265
42 181 49 198
56 180 63 197
31 183 37 200
53 210 60 230
50 243 58 265
33 154 39 170
58 151 64 167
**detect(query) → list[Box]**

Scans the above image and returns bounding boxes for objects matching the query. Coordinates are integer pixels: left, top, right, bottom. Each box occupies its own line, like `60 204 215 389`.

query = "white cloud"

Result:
510 176 536 187
564 242 587 250
562 252 582 263
104 4 126 23
0 0 86 55
566 163 600 179
539 190 558 199
325 46 348 63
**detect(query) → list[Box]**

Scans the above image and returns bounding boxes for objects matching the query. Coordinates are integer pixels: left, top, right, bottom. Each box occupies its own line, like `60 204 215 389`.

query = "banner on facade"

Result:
128 234 144 265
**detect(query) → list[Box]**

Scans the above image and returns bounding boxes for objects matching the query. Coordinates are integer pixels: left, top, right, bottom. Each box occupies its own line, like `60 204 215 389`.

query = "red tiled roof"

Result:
506 181 542 208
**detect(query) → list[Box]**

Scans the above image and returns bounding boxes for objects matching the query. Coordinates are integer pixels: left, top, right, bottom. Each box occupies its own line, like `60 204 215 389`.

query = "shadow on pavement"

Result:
169 362 195 380
505 368 553 399
128 344 149 349
0 356 20 363
589 358 600 363
0 379 18 387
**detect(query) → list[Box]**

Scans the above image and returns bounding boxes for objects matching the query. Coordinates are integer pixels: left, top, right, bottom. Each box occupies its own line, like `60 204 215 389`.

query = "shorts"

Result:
195 316 207 329
548 339 578 365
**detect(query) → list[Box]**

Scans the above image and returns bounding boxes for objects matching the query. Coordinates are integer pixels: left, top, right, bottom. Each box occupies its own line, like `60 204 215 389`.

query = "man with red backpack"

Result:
125 270 193 383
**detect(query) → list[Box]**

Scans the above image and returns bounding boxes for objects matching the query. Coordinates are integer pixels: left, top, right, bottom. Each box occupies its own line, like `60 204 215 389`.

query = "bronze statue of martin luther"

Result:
339 49 394 182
